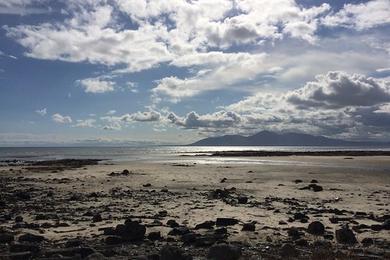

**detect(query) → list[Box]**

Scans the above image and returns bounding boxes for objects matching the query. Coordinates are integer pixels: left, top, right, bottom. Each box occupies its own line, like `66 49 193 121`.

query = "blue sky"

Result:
0 0 389 146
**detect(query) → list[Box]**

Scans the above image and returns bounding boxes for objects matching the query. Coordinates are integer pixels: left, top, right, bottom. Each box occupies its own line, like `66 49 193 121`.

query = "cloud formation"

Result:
52 113 72 124
77 77 115 94
35 108 47 116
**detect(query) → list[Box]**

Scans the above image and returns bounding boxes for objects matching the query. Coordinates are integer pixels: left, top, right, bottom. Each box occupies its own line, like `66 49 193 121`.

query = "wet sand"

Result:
0 156 389 259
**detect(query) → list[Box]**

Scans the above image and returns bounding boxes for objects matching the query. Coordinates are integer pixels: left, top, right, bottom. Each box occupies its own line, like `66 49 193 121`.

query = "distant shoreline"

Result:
207 150 390 157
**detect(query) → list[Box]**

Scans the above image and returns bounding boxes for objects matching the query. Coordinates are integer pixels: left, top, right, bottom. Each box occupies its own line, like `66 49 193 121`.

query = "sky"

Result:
0 0 389 146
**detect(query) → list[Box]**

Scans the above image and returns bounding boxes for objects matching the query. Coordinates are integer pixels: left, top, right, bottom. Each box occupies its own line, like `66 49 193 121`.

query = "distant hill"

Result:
190 130 389 146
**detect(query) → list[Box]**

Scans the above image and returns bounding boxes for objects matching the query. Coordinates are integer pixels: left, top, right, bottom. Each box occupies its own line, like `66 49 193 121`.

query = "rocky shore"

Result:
0 157 389 259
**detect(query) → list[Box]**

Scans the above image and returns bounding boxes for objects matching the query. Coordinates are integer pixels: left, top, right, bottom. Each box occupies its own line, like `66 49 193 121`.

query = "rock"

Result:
280 243 299 258
279 220 287 225
161 188 169 192
143 183 152 187
160 245 192 260
15 191 31 200
10 243 40 254
335 226 357 244
0 233 14 243
105 235 123 245
115 220 146 242
361 237 374 247
307 221 325 236
237 196 248 204
207 244 241 260
168 226 190 236
220 178 227 183
216 218 238 226
214 227 227 235
181 232 197 244
242 222 255 232
310 179 318 183
85 252 107 260
371 224 382 231
92 214 102 223
295 238 308 246
158 210 168 217
287 227 302 240
195 221 215 230
167 219 179 228
294 179 303 183
122 169 130 175
382 219 390 230
147 231 162 241
310 184 323 192
65 239 82 248
18 233 45 243
15 216 23 222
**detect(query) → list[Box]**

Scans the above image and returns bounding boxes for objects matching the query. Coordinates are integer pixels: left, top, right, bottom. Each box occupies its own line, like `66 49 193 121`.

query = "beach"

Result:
0 154 389 259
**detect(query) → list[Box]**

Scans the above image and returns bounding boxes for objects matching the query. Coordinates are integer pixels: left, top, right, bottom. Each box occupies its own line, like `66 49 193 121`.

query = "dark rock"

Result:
383 219 390 230
294 212 308 221
147 231 162 241
361 237 374 247
160 245 192 260
115 220 146 242
237 196 248 204
168 226 190 236
287 227 302 240
195 221 215 230
214 227 227 235
216 218 238 226
15 216 23 223
310 179 318 183
105 236 123 245
158 210 168 217
161 188 169 192
370 224 382 231
181 232 197 244
0 233 14 243
65 239 82 248
92 214 102 223
307 221 325 236
242 222 255 232
310 184 323 192
10 243 40 253
335 226 357 244
295 238 308 246
85 252 107 260
220 178 227 183
143 183 152 187
15 191 31 200
294 179 303 183
207 244 241 260
18 233 45 243
122 169 130 175
280 243 299 258
167 219 179 228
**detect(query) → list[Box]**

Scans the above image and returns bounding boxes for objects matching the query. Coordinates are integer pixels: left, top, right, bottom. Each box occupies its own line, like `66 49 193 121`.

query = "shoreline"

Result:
206 150 390 157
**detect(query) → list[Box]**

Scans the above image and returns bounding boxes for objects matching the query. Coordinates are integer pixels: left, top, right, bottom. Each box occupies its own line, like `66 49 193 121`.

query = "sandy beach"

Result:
0 155 389 259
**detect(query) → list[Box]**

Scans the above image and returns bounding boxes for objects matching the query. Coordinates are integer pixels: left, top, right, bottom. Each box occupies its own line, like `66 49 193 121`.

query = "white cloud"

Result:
52 113 72 124
106 110 116 115
322 0 390 30
77 77 115 93
35 108 47 116
73 118 96 128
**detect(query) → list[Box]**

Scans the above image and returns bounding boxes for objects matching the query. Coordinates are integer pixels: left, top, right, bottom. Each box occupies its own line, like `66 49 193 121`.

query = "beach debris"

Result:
207 244 241 260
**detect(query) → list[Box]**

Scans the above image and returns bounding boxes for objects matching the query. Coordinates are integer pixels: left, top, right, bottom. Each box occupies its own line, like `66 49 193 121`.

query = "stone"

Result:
147 231 162 241
85 252 107 260
195 221 215 230
15 216 23 222
0 233 14 244
160 245 192 260
207 244 241 260
168 226 190 236
167 219 179 228
382 219 390 230
92 214 102 223
10 243 40 254
237 196 248 204
18 233 45 243
335 226 357 244
242 222 255 232
280 243 299 258
15 191 31 200
105 235 123 245
115 220 146 242
216 218 238 226
287 227 302 240
361 237 374 247
181 232 197 244
307 221 325 236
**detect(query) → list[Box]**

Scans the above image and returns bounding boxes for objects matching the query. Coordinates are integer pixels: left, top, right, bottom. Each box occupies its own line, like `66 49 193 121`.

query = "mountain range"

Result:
190 131 390 146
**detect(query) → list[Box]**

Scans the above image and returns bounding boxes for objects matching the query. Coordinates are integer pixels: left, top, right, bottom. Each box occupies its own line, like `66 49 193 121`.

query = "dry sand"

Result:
0 156 389 259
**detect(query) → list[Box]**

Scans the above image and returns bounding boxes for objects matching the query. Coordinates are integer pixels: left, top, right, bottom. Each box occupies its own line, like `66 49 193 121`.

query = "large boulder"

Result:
18 233 45 243
307 221 325 236
336 226 357 244
115 220 146 242
207 244 241 260
160 245 192 260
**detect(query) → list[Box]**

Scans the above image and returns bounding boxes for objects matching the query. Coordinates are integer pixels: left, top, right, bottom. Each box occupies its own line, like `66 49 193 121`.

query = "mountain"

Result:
190 131 389 146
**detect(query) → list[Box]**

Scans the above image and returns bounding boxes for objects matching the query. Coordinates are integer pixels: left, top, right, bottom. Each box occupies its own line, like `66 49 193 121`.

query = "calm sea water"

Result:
1 146 390 162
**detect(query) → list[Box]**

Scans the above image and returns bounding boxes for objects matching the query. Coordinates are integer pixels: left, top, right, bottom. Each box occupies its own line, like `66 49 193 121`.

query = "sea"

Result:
1 146 390 169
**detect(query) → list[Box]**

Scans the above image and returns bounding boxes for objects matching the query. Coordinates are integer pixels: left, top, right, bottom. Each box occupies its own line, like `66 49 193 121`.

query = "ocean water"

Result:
1 146 390 162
